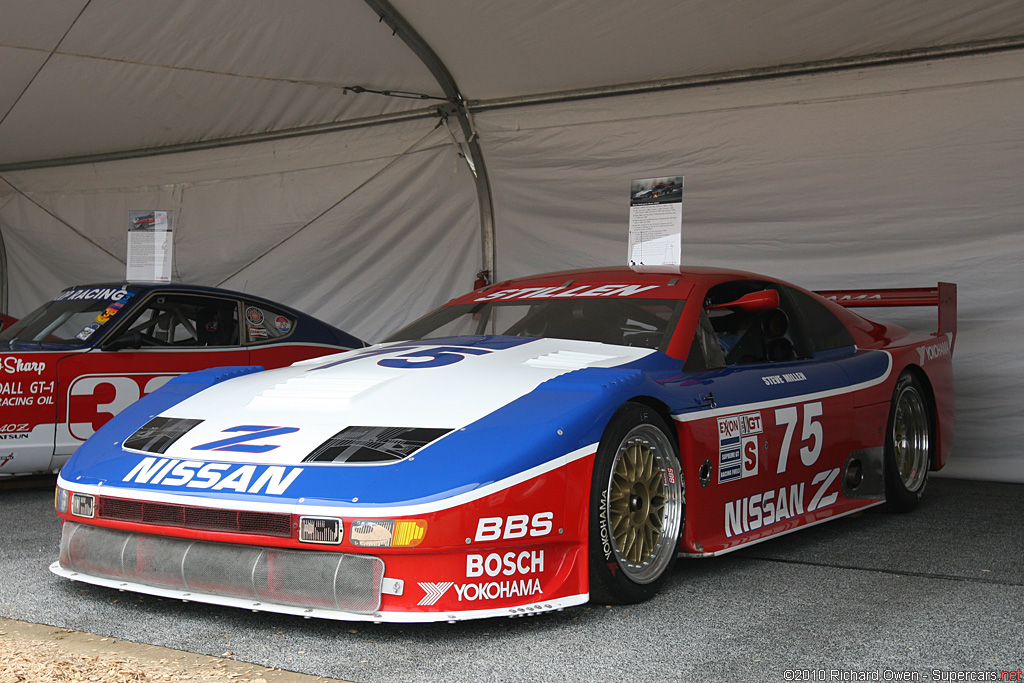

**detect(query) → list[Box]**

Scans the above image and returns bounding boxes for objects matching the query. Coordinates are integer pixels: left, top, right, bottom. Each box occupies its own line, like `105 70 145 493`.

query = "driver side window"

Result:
703 280 805 365
118 294 240 347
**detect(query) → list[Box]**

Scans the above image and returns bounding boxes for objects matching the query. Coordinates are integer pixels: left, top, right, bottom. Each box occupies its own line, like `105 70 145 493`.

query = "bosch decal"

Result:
122 457 303 494
717 412 763 483
466 551 545 577
0 453 13 468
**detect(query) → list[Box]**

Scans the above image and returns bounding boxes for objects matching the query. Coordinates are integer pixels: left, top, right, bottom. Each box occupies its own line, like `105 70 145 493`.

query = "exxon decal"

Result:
122 457 303 495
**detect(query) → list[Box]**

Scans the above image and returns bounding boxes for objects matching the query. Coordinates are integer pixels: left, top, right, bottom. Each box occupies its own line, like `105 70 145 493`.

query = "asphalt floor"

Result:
1 473 1021 683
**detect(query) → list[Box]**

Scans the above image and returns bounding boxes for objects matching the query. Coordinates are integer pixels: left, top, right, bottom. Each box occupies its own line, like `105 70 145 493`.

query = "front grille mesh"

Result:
59 522 384 615
99 497 292 537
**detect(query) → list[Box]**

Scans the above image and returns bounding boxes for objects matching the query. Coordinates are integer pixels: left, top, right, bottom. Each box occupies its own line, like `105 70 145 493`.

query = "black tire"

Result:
588 402 684 604
884 371 933 512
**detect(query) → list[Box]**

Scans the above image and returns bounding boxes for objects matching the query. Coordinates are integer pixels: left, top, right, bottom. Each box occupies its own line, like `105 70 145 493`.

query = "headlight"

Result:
55 487 69 513
298 516 343 545
123 416 203 454
350 519 426 548
70 493 95 518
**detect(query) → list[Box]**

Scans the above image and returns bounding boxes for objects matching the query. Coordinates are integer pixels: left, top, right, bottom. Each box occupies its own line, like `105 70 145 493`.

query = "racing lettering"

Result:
54 287 131 302
453 579 542 602
725 483 805 538
1 358 46 375
122 457 303 495
474 283 660 302
474 512 554 542
724 466 842 538
916 338 951 365
808 467 840 512
466 550 545 577
774 402 823 474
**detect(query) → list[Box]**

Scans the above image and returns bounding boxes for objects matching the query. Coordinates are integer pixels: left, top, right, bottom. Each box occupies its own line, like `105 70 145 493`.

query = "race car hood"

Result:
137 336 657 465
60 335 674 509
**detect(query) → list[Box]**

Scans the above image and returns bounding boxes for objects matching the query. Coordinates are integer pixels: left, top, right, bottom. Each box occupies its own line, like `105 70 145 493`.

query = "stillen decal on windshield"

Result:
474 284 660 302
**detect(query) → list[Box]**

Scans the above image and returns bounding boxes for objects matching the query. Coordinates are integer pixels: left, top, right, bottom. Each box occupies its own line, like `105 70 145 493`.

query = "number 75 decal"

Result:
775 401 823 474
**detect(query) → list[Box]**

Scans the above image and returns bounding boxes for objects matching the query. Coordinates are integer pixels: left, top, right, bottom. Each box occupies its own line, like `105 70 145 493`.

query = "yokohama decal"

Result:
417 582 454 606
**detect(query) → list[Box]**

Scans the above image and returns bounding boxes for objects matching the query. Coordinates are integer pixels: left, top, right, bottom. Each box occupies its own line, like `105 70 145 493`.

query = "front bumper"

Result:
55 522 390 616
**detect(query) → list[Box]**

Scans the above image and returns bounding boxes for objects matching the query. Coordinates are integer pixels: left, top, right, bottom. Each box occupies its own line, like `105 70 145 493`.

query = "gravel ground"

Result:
2 474 1022 683
0 618 348 683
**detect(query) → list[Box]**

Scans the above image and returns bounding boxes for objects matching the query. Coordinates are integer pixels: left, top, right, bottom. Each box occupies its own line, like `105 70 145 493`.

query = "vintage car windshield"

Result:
0 286 141 349
386 297 685 351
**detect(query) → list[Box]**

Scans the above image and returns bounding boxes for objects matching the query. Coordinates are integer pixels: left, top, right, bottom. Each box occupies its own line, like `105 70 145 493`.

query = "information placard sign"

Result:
127 210 173 282
628 176 683 266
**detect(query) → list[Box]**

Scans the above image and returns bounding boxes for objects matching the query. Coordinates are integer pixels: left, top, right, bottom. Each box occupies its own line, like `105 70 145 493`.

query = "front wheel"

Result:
588 402 684 604
884 371 933 512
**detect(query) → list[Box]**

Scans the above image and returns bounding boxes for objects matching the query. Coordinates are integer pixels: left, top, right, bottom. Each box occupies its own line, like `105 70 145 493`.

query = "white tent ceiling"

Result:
1 0 1023 481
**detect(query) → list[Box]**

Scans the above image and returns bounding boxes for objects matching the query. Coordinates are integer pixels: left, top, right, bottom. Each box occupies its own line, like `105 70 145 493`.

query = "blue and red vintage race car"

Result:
51 267 955 622
0 283 363 477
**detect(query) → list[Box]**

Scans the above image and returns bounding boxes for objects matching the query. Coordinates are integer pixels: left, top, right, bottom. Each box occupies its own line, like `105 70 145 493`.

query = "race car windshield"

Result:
386 297 685 351
0 287 140 348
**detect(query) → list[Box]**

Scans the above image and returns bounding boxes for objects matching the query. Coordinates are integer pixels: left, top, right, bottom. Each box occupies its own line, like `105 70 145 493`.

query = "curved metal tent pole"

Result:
363 0 497 286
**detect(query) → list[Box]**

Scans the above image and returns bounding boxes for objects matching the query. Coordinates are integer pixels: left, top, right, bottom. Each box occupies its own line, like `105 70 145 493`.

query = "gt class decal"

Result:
718 412 763 483
122 457 303 494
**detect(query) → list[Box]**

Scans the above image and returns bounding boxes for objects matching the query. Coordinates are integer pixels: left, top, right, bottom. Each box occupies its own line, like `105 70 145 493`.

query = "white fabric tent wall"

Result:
0 48 1021 483
478 50 1024 482
0 119 480 342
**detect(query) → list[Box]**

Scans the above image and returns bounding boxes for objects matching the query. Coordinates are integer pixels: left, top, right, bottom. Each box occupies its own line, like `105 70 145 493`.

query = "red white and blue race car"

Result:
0 283 363 477
51 267 955 623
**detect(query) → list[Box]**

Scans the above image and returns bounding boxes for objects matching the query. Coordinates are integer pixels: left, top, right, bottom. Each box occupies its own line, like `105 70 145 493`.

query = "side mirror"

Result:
706 289 780 313
104 330 143 351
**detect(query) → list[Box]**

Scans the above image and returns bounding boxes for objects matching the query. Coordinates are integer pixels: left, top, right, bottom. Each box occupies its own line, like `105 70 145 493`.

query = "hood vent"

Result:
248 376 389 409
524 350 619 371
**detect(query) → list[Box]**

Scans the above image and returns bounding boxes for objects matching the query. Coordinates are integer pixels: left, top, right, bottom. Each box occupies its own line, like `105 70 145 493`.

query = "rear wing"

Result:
815 283 957 352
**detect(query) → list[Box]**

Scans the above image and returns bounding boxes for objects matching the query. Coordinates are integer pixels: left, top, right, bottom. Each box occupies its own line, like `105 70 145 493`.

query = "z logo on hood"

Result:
192 425 299 453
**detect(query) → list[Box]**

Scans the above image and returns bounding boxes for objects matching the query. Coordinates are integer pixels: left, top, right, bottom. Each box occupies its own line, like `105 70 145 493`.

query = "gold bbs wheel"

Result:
590 403 684 603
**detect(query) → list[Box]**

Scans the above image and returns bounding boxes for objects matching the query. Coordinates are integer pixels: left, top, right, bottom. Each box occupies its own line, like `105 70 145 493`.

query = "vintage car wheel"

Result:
884 371 932 512
588 402 684 604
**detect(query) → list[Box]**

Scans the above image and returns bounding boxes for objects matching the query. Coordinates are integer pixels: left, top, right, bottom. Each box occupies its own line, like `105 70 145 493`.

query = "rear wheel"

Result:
884 371 932 512
589 402 684 604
